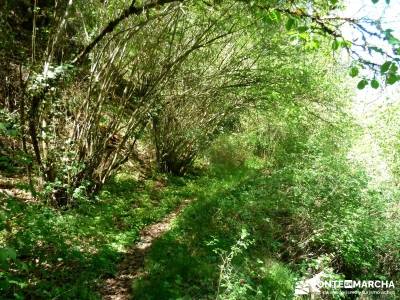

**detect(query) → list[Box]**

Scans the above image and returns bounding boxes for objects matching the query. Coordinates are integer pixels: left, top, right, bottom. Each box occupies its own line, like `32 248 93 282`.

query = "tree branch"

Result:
71 0 182 65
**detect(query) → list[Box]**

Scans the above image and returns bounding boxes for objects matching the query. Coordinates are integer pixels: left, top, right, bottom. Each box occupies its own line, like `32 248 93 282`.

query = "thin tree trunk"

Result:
19 65 36 197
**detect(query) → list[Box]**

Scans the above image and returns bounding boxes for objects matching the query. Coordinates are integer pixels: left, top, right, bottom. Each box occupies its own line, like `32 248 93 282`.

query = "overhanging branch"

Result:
71 0 182 65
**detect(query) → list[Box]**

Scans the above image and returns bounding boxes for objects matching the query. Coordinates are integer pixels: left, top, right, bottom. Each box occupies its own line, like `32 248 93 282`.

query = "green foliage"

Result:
357 79 369 89
1 0 400 299
381 61 392 74
286 17 297 31
371 78 379 89
0 173 187 299
207 136 249 174
0 109 30 174
211 228 255 299
255 261 296 300
130 107 399 299
349 66 359 77
372 101 400 184
283 154 398 277
299 255 345 299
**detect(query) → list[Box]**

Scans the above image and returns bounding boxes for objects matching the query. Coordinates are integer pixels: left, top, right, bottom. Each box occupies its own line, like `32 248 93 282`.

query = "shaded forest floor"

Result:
1 171 195 299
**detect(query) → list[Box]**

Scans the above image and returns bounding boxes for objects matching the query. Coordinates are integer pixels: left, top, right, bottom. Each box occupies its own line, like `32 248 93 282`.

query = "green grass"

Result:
1 152 399 299
131 165 299 299
130 157 400 300
0 173 190 299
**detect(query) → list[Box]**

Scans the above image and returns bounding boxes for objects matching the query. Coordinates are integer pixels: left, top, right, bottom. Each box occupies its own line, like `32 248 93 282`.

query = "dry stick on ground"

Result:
100 199 192 300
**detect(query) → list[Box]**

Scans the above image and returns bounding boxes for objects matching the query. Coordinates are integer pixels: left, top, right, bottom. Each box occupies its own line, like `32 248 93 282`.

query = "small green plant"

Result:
209 228 254 300
0 246 28 299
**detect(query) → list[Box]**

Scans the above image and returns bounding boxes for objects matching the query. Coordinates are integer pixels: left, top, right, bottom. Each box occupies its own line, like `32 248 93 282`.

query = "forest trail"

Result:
100 198 192 300
0 175 34 202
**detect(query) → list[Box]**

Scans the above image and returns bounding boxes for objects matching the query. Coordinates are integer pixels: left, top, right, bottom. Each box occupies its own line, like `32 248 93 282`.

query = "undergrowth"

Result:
0 173 188 299
1 135 399 299
130 140 400 300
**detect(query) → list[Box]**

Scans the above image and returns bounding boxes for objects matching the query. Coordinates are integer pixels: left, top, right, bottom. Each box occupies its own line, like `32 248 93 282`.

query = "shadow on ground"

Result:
1 175 187 299
130 168 298 299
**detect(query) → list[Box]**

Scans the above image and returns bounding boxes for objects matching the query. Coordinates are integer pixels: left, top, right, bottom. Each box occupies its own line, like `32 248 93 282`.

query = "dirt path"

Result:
0 175 34 202
100 199 192 300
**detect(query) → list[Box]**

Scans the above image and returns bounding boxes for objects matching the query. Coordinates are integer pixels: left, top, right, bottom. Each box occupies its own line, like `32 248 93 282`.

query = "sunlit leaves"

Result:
386 73 400 85
371 79 379 89
332 39 350 51
390 63 398 73
384 29 400 45
267 10 281 23
379 61 400 84
341 40 352 48
332 39 340 50
285 17 296 31
256 0 399 87
305 39 320 50
381 61 392 74
357 79 368 90
349 67 359 77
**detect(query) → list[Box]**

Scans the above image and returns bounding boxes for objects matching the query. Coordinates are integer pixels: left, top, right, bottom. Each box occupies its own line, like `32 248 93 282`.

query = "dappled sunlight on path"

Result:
100 199 192 300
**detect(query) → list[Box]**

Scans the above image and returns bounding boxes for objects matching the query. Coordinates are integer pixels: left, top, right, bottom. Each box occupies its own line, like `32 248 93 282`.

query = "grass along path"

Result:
101 198 193 300
0 173 194 299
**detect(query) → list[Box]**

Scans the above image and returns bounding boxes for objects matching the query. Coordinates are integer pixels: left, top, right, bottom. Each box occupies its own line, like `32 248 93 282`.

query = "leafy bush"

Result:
210 228 255 300
207 136 248 174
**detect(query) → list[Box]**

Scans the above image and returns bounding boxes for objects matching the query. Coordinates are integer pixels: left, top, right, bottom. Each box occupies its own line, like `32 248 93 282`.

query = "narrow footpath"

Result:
100 199 192 300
